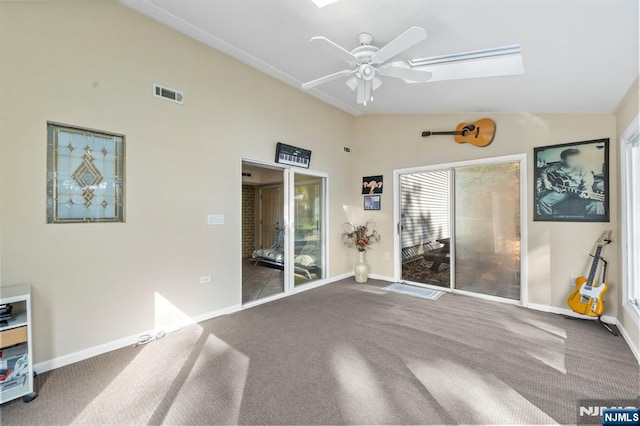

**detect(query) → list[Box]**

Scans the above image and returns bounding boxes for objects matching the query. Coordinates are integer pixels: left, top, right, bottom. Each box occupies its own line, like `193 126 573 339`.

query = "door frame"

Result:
240 157 330 308
289 168 330 291
393 153 528 306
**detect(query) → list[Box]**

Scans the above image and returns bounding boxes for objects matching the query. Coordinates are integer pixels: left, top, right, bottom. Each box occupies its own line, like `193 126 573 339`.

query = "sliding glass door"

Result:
397 156 524 302
242 163 327 305
291 171 326 286
400 170 451 288
454 162 521 300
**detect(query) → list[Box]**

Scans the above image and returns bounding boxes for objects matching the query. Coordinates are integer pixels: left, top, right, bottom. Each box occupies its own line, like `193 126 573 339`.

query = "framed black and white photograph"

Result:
534 138 609 222
362 175 383 194
364 195 381 211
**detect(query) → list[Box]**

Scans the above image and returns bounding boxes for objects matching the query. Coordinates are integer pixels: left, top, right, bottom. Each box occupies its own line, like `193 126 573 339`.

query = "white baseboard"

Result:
190 304 241 324
34 303 242 374
33 274 356 374
615 318 640 365
323 272 354 284
526 302 618 324
367 274 395 282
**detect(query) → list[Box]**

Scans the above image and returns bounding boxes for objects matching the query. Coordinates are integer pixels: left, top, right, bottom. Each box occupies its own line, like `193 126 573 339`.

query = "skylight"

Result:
311 0 341 8
408 45 524 82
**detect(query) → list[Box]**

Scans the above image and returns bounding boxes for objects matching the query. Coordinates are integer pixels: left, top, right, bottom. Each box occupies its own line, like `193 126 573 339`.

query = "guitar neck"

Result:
425 131 462 136
553 183 604 201
585 245 604 289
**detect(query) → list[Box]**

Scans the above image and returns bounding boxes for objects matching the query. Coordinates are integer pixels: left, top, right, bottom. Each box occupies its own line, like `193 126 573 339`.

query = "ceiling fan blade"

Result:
310 36 357 63
373 26 427 65
378 65 432 82
356 79 365 104
302 69 353 89
409 45 524 82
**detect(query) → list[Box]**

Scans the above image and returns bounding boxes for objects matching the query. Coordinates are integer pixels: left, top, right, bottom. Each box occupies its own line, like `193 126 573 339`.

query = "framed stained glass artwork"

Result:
47 123 125 223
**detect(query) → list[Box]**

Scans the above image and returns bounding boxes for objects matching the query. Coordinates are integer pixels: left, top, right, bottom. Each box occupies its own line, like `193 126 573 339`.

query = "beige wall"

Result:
0 2 353 363
351 113 618 311
614 76 639 355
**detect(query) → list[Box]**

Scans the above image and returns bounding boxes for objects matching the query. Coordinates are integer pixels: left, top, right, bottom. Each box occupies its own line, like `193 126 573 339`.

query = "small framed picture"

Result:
364 195 381 210
362 175 383 194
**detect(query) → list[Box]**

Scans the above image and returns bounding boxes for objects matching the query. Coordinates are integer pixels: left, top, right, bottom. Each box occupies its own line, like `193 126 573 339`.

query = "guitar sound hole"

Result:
461 125 476 136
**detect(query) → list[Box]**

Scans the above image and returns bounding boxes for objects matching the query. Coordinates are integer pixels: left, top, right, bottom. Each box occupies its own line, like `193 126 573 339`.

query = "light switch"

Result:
207 214 225 225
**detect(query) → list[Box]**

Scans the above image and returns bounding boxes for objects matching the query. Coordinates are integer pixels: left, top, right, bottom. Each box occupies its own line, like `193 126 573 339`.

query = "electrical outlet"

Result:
384 251 391 260
570 275 577 287
207 215 224 225
199 275 212 284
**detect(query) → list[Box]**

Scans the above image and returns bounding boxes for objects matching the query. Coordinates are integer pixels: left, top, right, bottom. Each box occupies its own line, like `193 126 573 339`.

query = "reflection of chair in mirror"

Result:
252 229 320 281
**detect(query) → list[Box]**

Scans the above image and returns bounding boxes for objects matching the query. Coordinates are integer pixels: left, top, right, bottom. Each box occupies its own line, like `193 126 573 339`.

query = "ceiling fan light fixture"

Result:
359 64 375 80
372 77 382 91
345 76 359 91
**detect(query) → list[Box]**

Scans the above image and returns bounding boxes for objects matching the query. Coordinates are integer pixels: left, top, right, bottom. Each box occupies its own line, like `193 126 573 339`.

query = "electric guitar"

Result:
421 118 496 147
567 231 611 317
545 171 605 202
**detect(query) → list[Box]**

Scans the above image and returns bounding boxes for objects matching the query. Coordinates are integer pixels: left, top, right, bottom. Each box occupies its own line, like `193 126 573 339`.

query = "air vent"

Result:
153 83 183 105
242 172 252 177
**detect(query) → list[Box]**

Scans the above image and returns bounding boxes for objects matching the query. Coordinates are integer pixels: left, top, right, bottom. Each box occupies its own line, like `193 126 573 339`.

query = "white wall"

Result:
351 113 618 312
614 76 640 355
0 2 353 363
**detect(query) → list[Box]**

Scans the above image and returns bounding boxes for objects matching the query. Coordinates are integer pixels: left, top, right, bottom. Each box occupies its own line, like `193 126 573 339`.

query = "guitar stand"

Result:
596 316 618 336
565 256 618 336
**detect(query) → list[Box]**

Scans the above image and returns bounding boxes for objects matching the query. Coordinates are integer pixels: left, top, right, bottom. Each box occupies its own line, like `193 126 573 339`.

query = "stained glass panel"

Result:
47 123 125 223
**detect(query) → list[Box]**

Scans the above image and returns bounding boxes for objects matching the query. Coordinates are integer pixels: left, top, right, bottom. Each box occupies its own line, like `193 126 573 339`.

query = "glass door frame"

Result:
288 168 329 294
393 154 528 306
240 158 329 307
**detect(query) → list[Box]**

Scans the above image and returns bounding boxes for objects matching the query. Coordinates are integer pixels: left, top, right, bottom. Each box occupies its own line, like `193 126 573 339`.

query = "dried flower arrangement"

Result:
342 220 381 252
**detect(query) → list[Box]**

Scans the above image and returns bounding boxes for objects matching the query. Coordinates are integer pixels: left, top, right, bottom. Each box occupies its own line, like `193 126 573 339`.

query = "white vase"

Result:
354 251 369 283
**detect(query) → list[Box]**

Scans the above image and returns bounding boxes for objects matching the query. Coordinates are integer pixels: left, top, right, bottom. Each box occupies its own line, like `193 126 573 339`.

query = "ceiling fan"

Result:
301 26 523 106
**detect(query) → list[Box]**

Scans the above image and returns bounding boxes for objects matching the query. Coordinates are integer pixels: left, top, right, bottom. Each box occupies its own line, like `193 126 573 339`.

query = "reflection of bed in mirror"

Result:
252 230 320 281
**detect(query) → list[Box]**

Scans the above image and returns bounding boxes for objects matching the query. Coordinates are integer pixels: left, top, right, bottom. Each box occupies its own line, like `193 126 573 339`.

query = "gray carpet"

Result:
1 279 638 425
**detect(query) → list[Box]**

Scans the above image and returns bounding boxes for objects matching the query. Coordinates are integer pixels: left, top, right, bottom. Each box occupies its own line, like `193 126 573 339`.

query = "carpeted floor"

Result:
1 279 638 425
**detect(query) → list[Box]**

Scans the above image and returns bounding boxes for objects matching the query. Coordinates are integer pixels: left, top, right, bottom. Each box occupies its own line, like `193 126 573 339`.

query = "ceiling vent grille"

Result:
153 83 183 105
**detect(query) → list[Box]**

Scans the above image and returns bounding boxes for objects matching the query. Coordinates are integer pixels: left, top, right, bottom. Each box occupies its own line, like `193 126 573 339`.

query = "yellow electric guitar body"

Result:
567 231 611 317
567 276 609 317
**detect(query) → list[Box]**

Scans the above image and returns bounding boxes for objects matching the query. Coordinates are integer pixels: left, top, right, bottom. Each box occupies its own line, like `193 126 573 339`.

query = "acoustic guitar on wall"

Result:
421 118 496 147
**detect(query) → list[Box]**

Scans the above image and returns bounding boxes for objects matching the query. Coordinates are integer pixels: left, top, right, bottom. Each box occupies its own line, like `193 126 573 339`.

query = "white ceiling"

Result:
121 0 639 115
